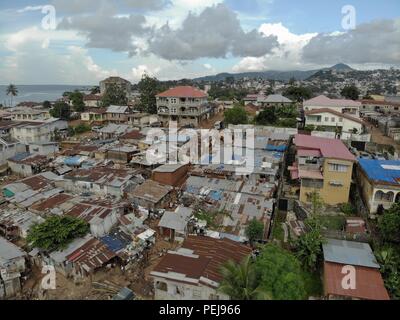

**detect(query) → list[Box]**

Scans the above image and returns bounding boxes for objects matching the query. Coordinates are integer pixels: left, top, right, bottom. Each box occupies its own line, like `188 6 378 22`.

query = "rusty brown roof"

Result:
324 262 390 300
152 236 251 286
66 237 115 272
21 175 51 190
30 193 73 212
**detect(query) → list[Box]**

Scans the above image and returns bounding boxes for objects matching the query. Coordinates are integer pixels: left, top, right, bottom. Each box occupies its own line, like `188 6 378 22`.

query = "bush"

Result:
277 118 297 128
74 124 91 134
340 203 356 215
255 244 307 300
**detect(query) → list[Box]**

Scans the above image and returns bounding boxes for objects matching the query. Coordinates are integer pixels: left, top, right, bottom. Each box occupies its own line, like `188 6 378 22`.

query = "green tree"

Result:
245 219 264 245
6 84 18 107
27 216 89 251
73 123 91 134
138 74 158 114
101 83 128 107
378 203 400 243
69 90 85 112
50 101 71 120
43 100 51 109
277 118 297 128
375 247 400 298
341 85 360 100
52 128 62 142
90 86 100 94
255 107 277 125
255 244 307 300
303 124 315 132
283 86 312 102
224 105 248 125
294 220 325 271
219 256 270 300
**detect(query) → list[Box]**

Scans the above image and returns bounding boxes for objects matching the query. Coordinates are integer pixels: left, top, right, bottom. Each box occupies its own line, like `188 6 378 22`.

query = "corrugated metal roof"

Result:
324 262 389 300
358 158 400 184
322 239 380 269
0 236 26 261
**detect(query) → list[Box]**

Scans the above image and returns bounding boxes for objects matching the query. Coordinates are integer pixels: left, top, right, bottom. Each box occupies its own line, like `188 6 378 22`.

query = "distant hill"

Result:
324 63 354 72
192 63 355 82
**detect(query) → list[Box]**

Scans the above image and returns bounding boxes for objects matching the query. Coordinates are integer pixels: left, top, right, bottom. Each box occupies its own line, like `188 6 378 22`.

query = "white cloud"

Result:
17 6 45 13
1 27 113 84
232 23 318 72
131 64 161 81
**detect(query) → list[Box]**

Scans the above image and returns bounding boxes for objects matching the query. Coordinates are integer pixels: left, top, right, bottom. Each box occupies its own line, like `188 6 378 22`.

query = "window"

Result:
156 281 167 291
329 163 348 172
331 117 335 122
329 180 344 187
339 117 343 122
302 179 323 189
324 117 329 122
193 289 202 299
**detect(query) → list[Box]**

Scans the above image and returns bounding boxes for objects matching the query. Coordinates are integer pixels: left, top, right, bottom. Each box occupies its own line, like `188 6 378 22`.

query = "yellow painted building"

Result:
291 134 356 206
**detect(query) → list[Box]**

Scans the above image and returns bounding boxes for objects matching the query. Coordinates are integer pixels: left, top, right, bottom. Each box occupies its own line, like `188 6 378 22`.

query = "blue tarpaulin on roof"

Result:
8 152 31 162
64 156 82 166
208 190 222 201
100 234 128 253
358 158 400 184
266 144 287 152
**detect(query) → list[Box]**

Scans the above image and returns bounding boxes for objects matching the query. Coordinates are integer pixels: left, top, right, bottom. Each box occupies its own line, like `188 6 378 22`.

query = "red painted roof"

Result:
157 86 207 98
304 95 361 107
294 134 356 162
297 149 322 157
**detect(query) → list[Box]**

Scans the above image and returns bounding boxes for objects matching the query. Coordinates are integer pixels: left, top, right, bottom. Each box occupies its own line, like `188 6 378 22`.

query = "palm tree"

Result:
295 227 324 271
219 256 270 300
6 84 18 107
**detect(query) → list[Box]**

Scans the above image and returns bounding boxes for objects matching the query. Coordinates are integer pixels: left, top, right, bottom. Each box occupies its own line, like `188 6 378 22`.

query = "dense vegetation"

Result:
101 83 128 107
341 85 360 100
245 219 265 245
27 216 89 251
220 244 309 300
255 104 298 128
50 101 71 120
224 105 248 125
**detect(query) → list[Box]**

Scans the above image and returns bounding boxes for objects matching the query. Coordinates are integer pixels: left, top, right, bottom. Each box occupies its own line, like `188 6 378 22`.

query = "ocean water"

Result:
0 85 91 107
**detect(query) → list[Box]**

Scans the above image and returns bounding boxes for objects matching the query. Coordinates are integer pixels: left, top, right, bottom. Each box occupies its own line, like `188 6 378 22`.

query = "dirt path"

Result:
366 120 400 152
200 111 224 129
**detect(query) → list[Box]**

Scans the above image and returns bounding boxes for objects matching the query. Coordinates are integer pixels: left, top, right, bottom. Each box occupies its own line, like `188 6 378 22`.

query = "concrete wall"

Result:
153 277 229 300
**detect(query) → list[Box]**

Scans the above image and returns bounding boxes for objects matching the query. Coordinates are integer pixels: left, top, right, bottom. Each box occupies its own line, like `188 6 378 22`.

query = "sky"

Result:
0 0 399 85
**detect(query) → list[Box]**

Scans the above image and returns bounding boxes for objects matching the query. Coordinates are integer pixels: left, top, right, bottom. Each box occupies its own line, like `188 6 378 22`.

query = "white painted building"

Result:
10 118 68 144
305 108 365 135
304 95 361 117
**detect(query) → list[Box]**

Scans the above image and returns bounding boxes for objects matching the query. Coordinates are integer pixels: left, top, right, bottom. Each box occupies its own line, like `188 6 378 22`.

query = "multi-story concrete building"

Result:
100 76 131 98
10 118 68 144
156 86 211 127
289 134 355 205
305 108 365 135
304 95 361 117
